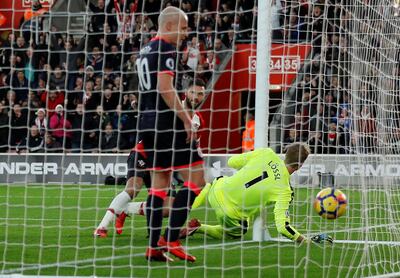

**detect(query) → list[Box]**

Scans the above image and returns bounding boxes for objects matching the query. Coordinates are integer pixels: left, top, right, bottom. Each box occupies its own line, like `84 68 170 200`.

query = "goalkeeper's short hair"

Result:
284 142 310 169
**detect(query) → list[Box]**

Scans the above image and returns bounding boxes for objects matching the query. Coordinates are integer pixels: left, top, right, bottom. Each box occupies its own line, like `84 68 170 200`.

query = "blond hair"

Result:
284 142 310 169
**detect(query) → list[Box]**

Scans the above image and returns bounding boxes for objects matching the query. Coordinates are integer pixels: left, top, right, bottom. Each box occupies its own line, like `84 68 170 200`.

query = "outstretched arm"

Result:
274 197 333 244
274 198 303 243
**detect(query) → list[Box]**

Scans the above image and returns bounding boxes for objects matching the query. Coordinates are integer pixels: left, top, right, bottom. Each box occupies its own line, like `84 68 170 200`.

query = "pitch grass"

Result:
1 185 400 277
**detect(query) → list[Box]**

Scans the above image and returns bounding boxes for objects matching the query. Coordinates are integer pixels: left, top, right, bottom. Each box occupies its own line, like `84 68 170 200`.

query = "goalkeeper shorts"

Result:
208 178 249 238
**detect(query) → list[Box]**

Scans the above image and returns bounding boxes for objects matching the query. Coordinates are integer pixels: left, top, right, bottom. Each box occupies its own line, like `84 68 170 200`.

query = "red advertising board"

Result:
0 0 53 31
232 44 312 92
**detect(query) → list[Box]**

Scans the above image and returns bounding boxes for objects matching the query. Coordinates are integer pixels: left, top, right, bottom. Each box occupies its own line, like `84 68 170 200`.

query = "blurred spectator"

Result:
24 47 37 85
102 88 119 112
309 104 329 133
122 53 139 92
83 105 110 151
13 36 28 66
40 89 65 117
67 76 84 110
120 96 138 149
85 65 96 83
69 103 84 152
32 108 47 136
28 91 41 110
284 10 307 42
336 107 351 131
326 122 339 154
94 76 103 91
309 4 324 52
101 122 118 153
16 125 43 153
222 29 235 49
111 104 128 131
49 104 72 149
9 104 28 149
357 105 377 153
4 90 17 108
49 66 66 90
213 38 228 61
242 111 255 152
199 9 215 32
284 128 300 146
87 46 104 73
45 132 62 152
1 33 16 65
204 50 220 71
86 0 115 46
323 93 337 123
307 131 325 154
0 102 9 152
105 44 122 71
182 37 204 71
203 25 214 49
83 80 100 111
8 71 29 105
271 0 283 40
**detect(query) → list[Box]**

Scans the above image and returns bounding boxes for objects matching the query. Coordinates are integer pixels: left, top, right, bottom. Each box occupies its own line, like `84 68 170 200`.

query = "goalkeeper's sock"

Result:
97 191 132 229
146 189 167 248
125 202 145 216
165 182 200 242
198 224 224 239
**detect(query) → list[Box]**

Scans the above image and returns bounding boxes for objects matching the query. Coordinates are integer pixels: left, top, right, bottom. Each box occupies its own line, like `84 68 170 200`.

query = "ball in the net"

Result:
313 187 347 220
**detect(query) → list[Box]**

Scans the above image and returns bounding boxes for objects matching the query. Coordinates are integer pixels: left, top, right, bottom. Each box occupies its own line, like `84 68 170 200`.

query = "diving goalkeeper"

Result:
180 142 332 244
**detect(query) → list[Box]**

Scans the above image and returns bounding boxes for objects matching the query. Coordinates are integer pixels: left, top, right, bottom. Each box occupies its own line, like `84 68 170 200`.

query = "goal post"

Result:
252 0 272 242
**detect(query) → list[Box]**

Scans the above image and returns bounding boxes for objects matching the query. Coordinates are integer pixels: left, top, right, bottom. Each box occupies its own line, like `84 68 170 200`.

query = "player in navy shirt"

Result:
136 6 206 262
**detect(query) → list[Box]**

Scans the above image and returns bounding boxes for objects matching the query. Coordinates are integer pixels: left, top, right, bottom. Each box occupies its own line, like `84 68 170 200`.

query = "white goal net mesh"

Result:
0 0 400 277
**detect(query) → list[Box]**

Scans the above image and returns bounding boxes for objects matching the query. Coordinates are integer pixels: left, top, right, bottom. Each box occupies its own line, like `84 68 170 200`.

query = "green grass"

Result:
1 184 400 277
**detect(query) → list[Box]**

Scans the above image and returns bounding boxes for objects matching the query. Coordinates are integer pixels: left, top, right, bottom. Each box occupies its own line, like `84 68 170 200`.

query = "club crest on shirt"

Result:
166 58 174 70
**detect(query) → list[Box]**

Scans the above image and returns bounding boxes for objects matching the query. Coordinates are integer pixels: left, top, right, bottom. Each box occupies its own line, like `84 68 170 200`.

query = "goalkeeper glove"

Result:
310 233 333 244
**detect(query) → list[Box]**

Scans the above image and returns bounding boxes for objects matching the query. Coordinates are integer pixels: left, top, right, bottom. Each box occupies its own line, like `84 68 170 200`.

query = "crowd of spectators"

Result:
0 0 246 153
278 0 382 154
0 0 389 154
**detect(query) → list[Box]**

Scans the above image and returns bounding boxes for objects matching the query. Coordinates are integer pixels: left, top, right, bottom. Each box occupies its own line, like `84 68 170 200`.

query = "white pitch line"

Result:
365 272 400 278
0 240 255 274
269 237 400 246
326 223 400 234
3 238 400 275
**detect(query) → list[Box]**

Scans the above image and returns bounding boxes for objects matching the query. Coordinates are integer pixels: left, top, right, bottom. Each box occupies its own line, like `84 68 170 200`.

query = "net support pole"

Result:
252 0 272 242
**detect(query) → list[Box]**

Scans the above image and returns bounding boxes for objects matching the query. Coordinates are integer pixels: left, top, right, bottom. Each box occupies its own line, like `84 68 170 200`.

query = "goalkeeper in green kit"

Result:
180 142 333 244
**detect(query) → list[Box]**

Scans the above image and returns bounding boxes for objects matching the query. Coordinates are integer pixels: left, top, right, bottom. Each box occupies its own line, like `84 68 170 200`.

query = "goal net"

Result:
0 0 400 277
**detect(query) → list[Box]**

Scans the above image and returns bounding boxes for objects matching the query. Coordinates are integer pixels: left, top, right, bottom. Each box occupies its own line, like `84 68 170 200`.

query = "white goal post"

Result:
253 0 272 242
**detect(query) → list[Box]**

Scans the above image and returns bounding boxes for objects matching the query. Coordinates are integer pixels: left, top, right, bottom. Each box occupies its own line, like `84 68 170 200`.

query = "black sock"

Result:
165 187 197 242
146 194 164 248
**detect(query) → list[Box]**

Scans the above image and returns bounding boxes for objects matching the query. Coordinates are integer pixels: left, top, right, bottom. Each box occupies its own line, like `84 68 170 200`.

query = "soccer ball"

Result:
313 187 347 219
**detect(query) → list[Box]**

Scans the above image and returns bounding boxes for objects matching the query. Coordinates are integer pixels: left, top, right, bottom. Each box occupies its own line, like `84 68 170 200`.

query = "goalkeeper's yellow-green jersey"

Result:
212 148 301 241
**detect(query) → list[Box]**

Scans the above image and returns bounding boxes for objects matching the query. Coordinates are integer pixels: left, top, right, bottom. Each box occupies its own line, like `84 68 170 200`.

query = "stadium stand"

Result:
0 0 366 154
